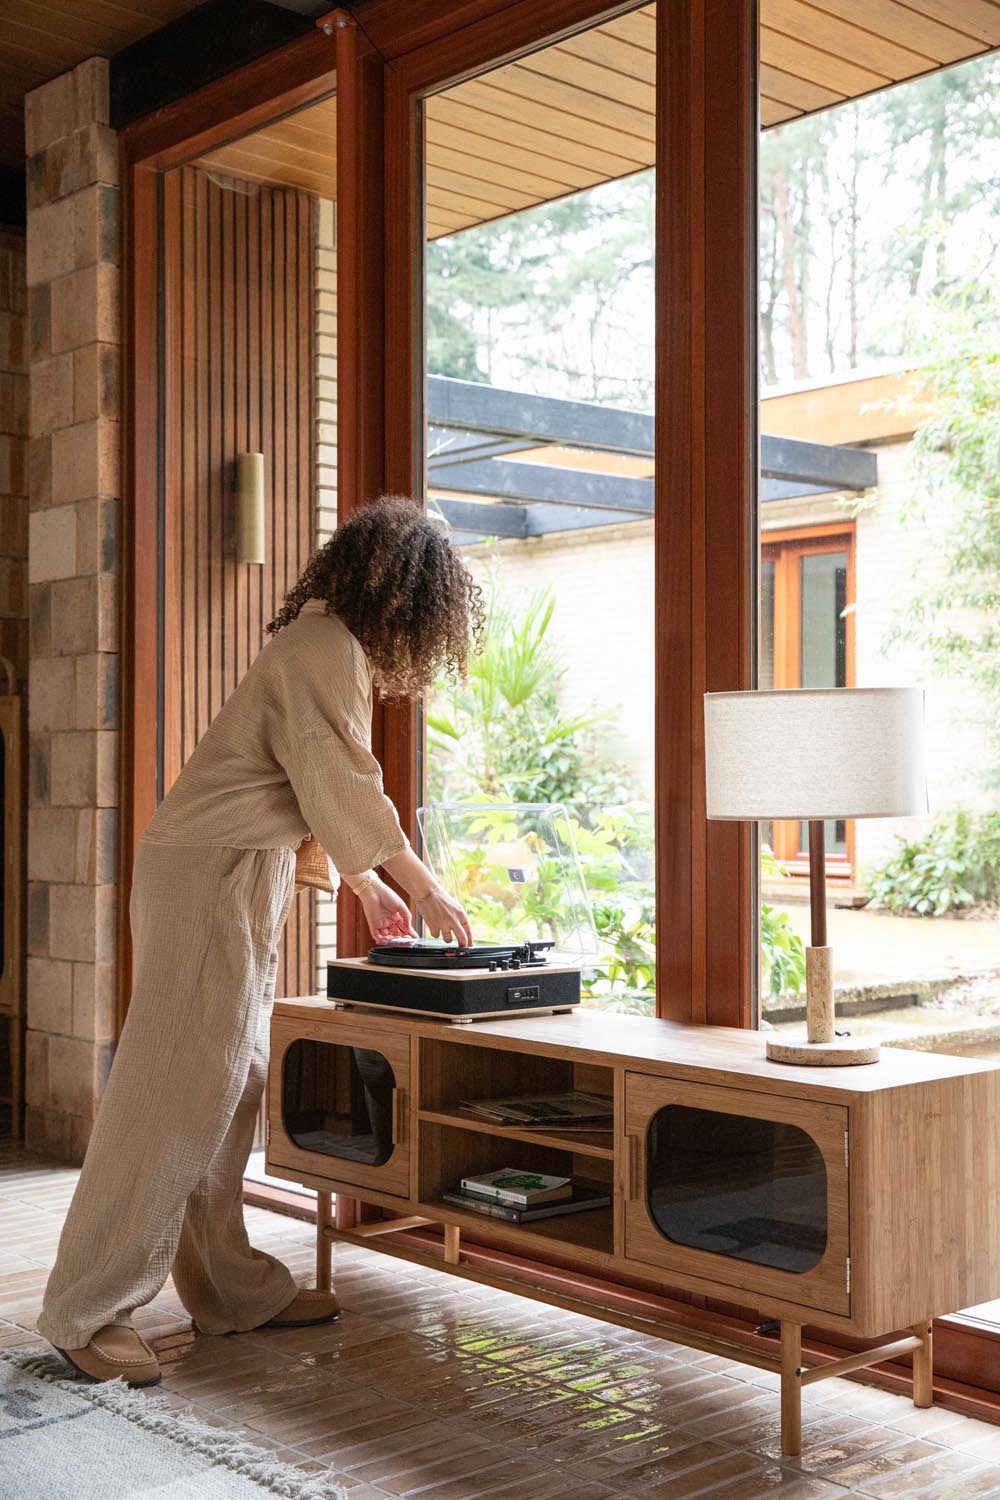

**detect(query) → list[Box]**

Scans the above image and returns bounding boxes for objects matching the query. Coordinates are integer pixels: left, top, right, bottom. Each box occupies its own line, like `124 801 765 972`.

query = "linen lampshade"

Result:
704 687 928 822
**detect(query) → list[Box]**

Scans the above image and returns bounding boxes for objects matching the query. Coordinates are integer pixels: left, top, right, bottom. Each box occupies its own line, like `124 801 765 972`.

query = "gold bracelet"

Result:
349 872 377 897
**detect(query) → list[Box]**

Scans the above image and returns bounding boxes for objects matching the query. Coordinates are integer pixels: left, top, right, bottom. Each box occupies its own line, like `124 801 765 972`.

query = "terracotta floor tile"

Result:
756 1421 903 1473
632 1449 771 1497
3 1133 1000 1500
862 1456 1000 1500
824 1439 950 1488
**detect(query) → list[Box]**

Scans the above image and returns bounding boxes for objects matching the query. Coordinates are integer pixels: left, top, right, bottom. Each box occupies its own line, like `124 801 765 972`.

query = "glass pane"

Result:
756 38 1000 1263
282 1041 396 1166
646 1105 828 1272
421 6 657 1014
760 558 776 691
800 551 847 690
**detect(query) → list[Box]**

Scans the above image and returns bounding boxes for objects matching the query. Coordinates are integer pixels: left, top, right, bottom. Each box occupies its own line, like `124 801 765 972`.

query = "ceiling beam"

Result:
110 0 319 130
427 374 653 458
428 375 878 497
429 457 653 514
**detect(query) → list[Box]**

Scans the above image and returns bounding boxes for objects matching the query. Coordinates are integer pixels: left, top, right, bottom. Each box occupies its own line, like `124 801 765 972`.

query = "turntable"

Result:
326 804 598 1022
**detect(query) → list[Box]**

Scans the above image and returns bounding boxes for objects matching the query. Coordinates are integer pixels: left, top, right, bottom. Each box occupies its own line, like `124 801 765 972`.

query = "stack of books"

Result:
458 1091 613 1131
440 1168 611 1224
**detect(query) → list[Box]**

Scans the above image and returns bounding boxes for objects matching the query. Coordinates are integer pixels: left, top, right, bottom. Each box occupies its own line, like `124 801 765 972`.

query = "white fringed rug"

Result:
1 1349 348 1500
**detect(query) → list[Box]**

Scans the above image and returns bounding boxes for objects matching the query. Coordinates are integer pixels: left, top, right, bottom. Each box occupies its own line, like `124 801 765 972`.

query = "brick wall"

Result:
24 59 120 1161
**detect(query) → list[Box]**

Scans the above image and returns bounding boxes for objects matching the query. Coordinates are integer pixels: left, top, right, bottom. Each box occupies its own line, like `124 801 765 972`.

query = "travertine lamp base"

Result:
766 945 881 1067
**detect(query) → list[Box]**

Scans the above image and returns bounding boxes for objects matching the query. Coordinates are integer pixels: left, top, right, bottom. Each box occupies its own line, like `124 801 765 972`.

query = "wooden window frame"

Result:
762 520 857 882
119 0 1000 1411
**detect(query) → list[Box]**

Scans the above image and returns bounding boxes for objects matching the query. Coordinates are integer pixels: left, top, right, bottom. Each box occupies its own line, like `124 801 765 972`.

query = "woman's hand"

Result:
415 884 473 947
358 877 418 943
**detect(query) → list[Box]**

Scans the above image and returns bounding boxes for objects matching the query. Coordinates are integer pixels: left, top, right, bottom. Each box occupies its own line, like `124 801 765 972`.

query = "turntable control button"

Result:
510 959 521 969
488 960 498 972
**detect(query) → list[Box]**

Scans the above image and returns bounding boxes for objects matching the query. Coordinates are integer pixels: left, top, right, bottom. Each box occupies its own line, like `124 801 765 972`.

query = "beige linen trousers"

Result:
38 603 407 1350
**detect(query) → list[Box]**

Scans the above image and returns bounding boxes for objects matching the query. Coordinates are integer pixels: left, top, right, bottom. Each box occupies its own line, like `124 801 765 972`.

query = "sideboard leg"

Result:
911 1320 933 1408
780 1321 803 1457
316 1190 333 1291
443 1224 461 1266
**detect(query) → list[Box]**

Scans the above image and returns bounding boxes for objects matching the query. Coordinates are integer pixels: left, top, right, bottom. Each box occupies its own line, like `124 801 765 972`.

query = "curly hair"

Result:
267 496 484 698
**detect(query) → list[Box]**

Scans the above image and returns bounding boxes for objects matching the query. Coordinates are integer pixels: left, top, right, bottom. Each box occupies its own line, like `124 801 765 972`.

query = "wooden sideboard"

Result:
266 1000 1000 1454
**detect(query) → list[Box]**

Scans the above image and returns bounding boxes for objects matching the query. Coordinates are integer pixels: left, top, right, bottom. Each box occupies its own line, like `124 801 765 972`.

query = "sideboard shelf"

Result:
415 1107 617 1159
267 999 1000 1456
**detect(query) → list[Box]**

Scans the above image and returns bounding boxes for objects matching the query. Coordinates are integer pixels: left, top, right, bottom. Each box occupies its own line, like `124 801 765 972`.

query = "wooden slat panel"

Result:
163 166 317 997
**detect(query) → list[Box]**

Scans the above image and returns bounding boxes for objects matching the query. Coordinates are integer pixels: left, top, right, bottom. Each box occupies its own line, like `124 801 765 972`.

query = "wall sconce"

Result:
235 453 266 564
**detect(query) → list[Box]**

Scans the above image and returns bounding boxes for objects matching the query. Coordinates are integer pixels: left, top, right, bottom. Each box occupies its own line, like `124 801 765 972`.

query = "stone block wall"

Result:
24 58 120 1161
0 229 28 687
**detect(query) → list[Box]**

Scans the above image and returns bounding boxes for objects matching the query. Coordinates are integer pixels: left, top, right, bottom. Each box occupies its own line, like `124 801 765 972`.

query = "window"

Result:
761 526 855 878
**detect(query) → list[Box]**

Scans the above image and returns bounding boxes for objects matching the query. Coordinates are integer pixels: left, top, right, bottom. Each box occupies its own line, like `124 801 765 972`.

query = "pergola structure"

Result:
426 374 877 542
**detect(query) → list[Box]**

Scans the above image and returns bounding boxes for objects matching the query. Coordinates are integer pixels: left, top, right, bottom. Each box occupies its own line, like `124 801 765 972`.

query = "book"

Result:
440 1184 612 1223
459 1168 572 1207
458 1091 614 1128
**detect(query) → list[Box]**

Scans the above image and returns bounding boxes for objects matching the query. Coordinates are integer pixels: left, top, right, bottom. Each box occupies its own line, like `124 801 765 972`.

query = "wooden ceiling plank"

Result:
428 183 528 219
473 69 653 154
3 28 92 74
760 26 891 93
598 8 657 53
241 126 336 170
763 0 939 75
549 29 656 87
760 62 843 110
427 166 538 213
761 94 801 125
535 42 655 108
809 0 992 61
498 60 654 138
194 152 334 200
900 0 1000 47
438 83 649 176
427 139 578 198
427 96 623 186
263 119 337 155
202 131 337 180
4 0 136 53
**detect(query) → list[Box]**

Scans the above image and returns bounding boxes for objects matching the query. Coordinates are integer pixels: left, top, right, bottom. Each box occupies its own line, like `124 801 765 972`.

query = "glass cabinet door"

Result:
267 1019 411 1199
625 1074 851 1317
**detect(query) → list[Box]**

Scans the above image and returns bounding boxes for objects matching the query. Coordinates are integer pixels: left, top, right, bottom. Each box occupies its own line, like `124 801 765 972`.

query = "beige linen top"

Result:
143 600 408 874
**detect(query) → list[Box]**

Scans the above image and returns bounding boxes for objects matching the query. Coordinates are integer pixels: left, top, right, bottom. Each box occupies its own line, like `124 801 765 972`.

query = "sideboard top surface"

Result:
274 998 1000 1101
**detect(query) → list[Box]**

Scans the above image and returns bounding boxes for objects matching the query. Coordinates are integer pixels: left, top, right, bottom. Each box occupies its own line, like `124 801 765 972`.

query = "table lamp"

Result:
704 687 927 1066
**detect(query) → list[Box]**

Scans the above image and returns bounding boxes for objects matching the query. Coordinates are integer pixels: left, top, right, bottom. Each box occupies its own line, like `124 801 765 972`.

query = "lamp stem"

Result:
808 820 827 948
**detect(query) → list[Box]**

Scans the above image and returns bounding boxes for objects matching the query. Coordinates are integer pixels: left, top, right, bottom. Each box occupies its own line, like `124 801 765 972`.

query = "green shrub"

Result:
866 811 1000 916
760 847 807 1001
429 583 809 1007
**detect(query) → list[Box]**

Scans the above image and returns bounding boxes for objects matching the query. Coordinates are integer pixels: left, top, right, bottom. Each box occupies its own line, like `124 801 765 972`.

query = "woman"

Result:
38 496 481 1386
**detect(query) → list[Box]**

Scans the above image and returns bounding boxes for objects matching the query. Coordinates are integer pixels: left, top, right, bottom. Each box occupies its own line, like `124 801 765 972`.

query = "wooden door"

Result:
624 1072 851 1317
162 164 317 997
